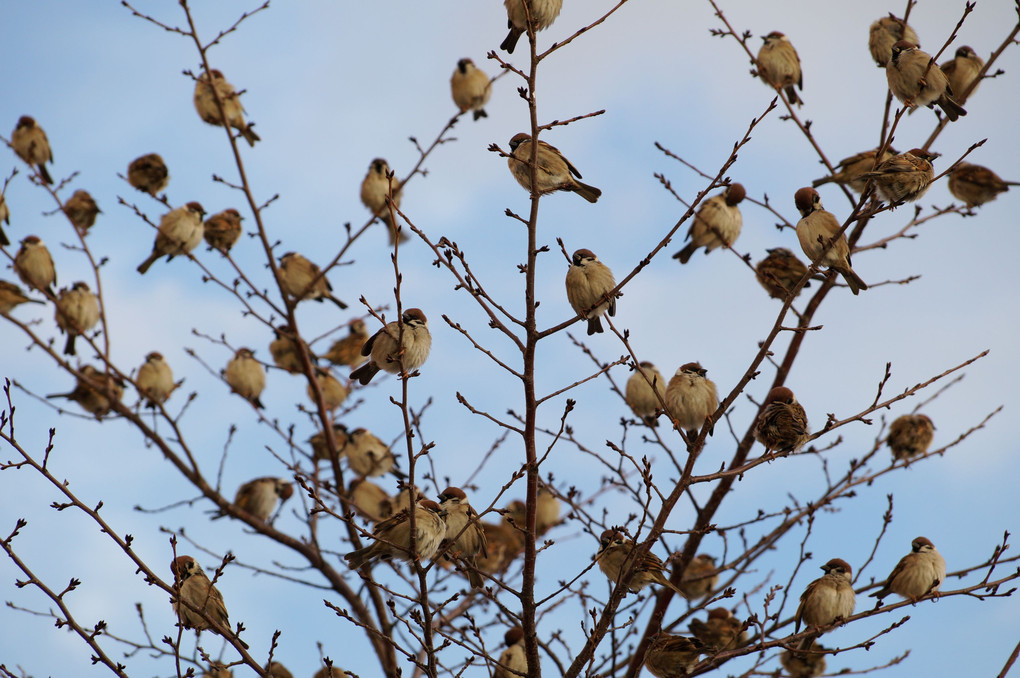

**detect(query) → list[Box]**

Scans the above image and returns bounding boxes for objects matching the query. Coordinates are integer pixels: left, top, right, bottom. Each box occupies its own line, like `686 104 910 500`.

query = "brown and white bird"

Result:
664 362 718 439
940 45 984 103
886 41 966 121
500 0 563 53
451 58 491 120
313 666 352 678
278 251 347 309
223 347 266 409
678 553 718 600
812 147 898 194
438 487 488 588
861 148 937 205
507 133 601 203
0 280 44 314
203 208 243 255
170 555 248 648
137 202 206 274
535 482 561 536
780 642 827 678
215 476 294 522
348 477 393 523
793 187 868 295
136 351 176 408
307 367 348 412
596 529 687 596
344 499 447 570
887 413 935 460
753 386 810 455
11 116 54 184
795 558 856 650
478 518 526 574
323 319 370 367
643 632 706 678
193 69 260 146
565 248 616 335
268 325 303 374
63 190 100 235
55 281 100 356
688 607 747 651
0 191 9 247
14 235 57 300
308 423 350 462
674 183 746 263
127 153 170 196
870 536 946 602
350 308 431 385
625 361 666 427
755 247 810 300
757 32 803 105
868 14 919 67
344 428 397 478
265 663 293 678
948 162 1018 208
494 627 527 678
360 158 405 244
47 365 124 419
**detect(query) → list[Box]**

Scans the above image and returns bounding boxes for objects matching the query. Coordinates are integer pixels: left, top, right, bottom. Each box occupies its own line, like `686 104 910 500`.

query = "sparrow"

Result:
940 46 984 103
795 558 856 650
536 482 561 536
868 14 919 67
674 183 746 264
886 41 966 121
47 365 124 419
127 153 170 196
309 423 350 462
344 427 397 477
688 607 747 651
477 518 526 574
55 281 100 356
63 190 101 235
948 162 1018 207
136 351 176 408
215 476 294 522
793 187 868 295
323 318 369 367
269 324 303 374
625 361 666 427
137 202 206 274
391 483 424 514
350 308 431 385
643 632 706 678
343 499 447 569
360 158 406 244
494 626 527 678
780 642 827 678
307 367 349 412
0 280 45 314
223 347 266 409
753 386 810 455
861 148 937 205
313 666 352 678
757 32 803 105
887 413 936 460
170 555 248 648
451 58 491 120
664 362 718 439
755 247 810 300
438 487 488 588
0 191 9 246
193 69 260 146
11 115 54 184
348 477 393 523
277 252 348 309
678 553 718 600
14 235 57 300
500 0 563 53
203 664 234 678
565 248 616 335
596 529 687 596
265 663 293 678
203 208 243 255
811 147 898 193
870 536 946 602
507 133 602 203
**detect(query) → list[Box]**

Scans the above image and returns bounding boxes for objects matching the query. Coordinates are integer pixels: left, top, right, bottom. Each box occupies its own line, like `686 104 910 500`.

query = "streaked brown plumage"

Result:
674 183 746 263
870 536 946 602
688 607 747 651
493 626 527 678
14 235 57 300
755 247 810 299
476 518 525 575
11 115 54 184
596 529 687 596
323 319 370 367
811 147 898 193
625 361 666 427
193 69 260 146
886 41 966 121
861 148 937 205
360 157 406 244
794 187 867 295
948 162 1018 207
664 362 718 438
868 15 919 67
309 423 350 462
757 32 802 105
345 428 397 477
438 487 488 588
46 365 124 419
55 281 100 356
565 248 616 335
343 499 447 570
223 347 266 409
170 555 248 648
307 367 348 412
0 280 45 313
348 477 393 523
678 553 718 600
127 153 169 196
278 251 348 309
795 558 855 650
451 58 491 120
63 190 100 235
137 202 206 274
940 45 984 103
203 208 243 254
753 386 809 455
350 308 431 385
643 632 706 678
269 324 303 374
216 476 293 522
887 413 935 460
507 133 601 203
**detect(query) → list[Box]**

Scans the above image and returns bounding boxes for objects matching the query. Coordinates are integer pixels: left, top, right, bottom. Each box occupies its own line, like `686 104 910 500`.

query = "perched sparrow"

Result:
136 351 176 407
500 0 563 53
795 558 856 650
948 162 1018 207
216 476 293 522
887 413 935 460
678 553 718 600
536 482 561 535
55 281 100 356
755 248 810 300
345 427 397 477
350 308 431 385
265 663 293 678
344 499 447 569
14 235 57 300
477 518 525 574
11 115 54 184
780 642 827 678
565 248 617 335
673 183 746 263
323 318 369 367
753 386 810 455
596 529 687 596
757 32 803 105
625 361 666 427
0 280 45 314
868 15 919 67
127 153 169 196
309 423 350 462
203 664 234 678
438 487 488 588
0 191 9 247
360 158 406 244
870 536 946 602
313 666 352 678
269 325 303 374
307 367 349 412
451 58 491 120
812 147 898 193
940 45 984 103
643 632 706 678
688 607 747 651
886 41 966 121
223 347 266 409
137 202 206 274
391 483 424 514
494 627 527 678
63 190 101 235
861 148 937 205
46 365 124 419
193 69 260 146
507 133 601 203
203 208 243 254
664 362 718 439
348 477 393 523
278 252 347 309
794 187 868 295
170 555 248 648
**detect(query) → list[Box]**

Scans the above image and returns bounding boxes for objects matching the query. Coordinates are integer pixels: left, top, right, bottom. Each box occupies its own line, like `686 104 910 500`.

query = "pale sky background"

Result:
1 1 1018 677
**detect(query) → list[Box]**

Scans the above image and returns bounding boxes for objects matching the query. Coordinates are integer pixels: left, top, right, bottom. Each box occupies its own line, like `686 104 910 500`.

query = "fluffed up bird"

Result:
643 632 706 678
861 148 937 205
344 427 397 477
870 536 946 602
55 281 100 356
780 642 827 678
689 607 747 651
625 361 666 427
753 386 810 456
500 0 563 53
127 153 170 196
11 116 54 184
664 362 718 439
214 476 294 522
308 423 350 462
673 183 746 263
269 325 303 374
793 187 868 295
14 235 57 300
941 46 984 103
596 529 687 596
137 202 206 274
306 367 348 412
948 162 1018 208
507 133 601 203
278 251 348 309
204 208 243 254
360 158 405 244
812 147 898 193
135 351 176 408
678 553 718 600
223 347 266 409
170 555 248 648
63 190 100 235
757 32 803 105
0 280 45 314
350 308 431 385
438 487 488 588
343 499 447 570
795 558 855 650
868 14 919 67
348 477 393 523
451 58 491 120
323 318 370 367
194 69 260 146
536 482 562 535
494 627 527 678
565 248 616 335
886 41 966 121
887 413 935 460
47 365 124 419
755 247 810 299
